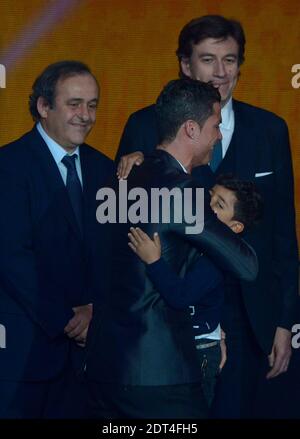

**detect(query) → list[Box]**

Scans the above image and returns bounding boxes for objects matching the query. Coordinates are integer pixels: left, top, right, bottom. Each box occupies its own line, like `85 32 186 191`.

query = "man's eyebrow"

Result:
67 97 99 102
198 52 238 58
198 52 215 57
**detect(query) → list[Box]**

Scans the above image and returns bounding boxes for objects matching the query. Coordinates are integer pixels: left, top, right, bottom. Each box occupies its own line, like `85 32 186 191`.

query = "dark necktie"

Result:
61 154 83 232
209 140 223 172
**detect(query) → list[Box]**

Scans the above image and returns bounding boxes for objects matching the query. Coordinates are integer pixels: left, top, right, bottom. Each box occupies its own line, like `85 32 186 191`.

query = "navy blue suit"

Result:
0 127 113 418
115 101 299 417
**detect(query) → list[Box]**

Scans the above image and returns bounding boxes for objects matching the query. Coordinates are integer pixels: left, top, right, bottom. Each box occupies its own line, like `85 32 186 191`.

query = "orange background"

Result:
0 0 299 247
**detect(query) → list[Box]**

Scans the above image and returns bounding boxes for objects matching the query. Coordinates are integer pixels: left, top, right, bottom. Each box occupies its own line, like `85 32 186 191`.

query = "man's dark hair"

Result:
155 78 220 144
176 15 246 77
29 60 98 121
216 174 263 229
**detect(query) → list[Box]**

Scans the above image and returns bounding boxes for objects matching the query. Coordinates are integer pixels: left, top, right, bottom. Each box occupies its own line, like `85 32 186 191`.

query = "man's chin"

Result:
220 89 233 106
70 135 88 146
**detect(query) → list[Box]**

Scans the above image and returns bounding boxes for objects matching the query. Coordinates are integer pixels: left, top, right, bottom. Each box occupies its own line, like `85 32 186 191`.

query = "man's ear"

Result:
184 120 198 139
230 221 244 234
36 96 50 119
180 58 192 78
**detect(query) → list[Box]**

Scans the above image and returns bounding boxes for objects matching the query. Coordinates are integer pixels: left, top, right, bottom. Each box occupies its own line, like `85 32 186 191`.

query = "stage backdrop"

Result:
0 0 299 245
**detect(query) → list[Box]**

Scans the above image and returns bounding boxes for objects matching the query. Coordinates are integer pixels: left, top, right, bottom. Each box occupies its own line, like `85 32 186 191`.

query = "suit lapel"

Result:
28 127 82 240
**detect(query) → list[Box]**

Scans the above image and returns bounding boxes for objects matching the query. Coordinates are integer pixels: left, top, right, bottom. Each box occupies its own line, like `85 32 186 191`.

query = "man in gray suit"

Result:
87 79 257 419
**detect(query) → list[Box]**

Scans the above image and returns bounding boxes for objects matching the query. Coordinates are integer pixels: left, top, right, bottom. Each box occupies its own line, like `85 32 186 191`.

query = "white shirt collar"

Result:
220 97 234 130
36 122 80 164
174 157 188 173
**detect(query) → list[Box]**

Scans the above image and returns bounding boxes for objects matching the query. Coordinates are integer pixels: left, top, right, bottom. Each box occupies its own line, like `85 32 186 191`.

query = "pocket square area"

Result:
255 172 273 177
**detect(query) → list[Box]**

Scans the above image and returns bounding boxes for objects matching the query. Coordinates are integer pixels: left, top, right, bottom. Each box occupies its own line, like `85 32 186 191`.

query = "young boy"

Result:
128 175 263 408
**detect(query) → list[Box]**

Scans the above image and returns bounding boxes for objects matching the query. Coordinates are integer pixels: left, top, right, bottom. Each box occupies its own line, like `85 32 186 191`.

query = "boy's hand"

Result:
117 152 144 179
128 227 161 264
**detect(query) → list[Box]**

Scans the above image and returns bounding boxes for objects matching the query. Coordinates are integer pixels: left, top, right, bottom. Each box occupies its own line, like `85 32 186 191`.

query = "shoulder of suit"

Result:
233 99 287 126
0 130 37 179
81 143 114 167
127 104 156 122
136 151 192 185
0 129 35 159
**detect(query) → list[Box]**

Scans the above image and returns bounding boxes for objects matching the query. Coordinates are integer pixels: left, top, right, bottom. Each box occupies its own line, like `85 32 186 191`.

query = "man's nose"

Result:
78 104 90 120
214 60 226 77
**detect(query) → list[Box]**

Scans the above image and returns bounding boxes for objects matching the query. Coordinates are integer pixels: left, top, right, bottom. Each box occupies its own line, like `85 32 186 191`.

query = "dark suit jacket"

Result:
0 127 114 381
115 101 299 354
87 149 257 386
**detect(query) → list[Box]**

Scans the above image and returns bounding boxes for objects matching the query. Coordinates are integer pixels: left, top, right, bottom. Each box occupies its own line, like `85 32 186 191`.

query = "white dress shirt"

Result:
36 122 83 186
220 97 235 158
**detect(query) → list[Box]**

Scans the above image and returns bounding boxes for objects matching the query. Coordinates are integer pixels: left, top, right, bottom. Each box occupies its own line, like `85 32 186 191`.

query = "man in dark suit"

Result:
0 61 113 418
115 16 299 418
87 79 258 419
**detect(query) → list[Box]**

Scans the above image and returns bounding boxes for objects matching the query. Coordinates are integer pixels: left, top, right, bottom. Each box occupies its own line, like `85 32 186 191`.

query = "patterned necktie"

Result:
209 140 223 172
61 154 83 232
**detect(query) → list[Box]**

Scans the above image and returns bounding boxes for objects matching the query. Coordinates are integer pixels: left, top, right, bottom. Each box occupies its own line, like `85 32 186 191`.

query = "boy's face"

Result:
209 184 244 233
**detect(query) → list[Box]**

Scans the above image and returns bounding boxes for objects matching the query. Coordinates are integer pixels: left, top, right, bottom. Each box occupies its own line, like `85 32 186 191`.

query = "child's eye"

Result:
217 202 223 209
